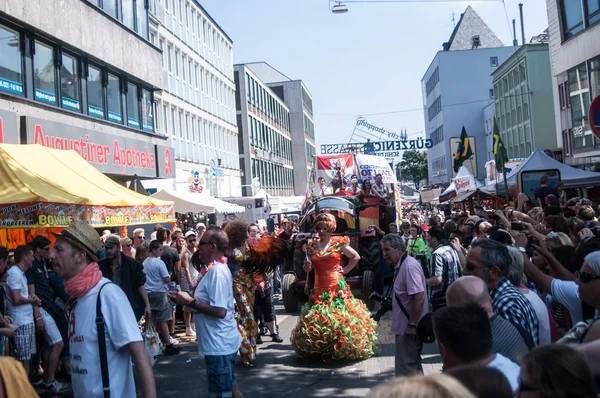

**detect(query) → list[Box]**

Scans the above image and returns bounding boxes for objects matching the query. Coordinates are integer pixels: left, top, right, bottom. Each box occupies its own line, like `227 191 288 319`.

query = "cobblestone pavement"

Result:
153 303 443 397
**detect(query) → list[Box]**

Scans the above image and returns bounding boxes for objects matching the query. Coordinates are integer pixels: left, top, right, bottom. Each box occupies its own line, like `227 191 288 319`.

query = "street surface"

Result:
154 302 443 397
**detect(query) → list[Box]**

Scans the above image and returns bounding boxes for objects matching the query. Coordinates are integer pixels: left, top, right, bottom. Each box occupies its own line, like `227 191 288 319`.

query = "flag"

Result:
493 117 508 173
453 126 473 173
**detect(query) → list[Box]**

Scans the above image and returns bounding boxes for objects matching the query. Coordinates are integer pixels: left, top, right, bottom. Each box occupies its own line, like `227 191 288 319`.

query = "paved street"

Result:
154 303 443 397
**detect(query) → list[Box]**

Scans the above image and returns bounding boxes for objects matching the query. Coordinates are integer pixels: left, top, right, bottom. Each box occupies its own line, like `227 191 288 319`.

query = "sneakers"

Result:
271 334 283 343
185 327 196 337
169 335 179 345
31 379 46 387
256 335 264 345
165 344 182 355
45 380 68 393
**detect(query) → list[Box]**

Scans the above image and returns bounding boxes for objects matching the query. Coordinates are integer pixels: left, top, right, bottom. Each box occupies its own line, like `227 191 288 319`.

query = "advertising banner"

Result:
355 154 395 184
0 202 175 229
316 154 354 186
455 176 471 193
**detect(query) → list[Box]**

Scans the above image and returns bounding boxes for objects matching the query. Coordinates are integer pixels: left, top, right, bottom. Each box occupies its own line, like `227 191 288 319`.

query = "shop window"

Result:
87 64 105 119
34 40 57 105
107 73 122 123
127 82 140 128
0 24 23 96
142 88 154 132
60 53 81 112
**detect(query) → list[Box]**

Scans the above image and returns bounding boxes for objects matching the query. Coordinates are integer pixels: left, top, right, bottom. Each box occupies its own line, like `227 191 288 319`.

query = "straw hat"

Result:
52 221 101 262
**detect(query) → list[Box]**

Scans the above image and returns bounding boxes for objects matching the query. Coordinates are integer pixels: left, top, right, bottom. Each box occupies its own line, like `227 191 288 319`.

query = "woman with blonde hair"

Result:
120 237 136 259
367 374 476 398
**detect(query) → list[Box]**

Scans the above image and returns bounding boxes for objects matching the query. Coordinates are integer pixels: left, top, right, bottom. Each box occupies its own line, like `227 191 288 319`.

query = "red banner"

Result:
316 154 355 187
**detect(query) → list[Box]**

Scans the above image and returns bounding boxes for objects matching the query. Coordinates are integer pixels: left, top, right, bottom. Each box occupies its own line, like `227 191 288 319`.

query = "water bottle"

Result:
167 281 179 292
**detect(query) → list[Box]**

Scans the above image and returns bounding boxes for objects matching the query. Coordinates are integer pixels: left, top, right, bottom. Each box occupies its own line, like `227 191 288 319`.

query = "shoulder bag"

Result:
96 282 113 398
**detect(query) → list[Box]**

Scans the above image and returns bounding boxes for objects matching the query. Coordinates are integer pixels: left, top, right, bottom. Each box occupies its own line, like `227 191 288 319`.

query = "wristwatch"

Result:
408 322 417 328
187 299 197 310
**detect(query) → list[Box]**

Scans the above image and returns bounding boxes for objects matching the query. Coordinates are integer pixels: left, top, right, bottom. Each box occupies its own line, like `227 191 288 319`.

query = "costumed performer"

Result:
291 213 378 362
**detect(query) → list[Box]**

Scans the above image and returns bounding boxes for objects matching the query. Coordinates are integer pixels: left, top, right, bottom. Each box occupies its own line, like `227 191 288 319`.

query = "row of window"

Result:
161 36 235 125
567 57 600 150
425 67 439 97
305 141 315 165
87 0 149 40
0 22 155 133
153 0 233 80
428 96 442 122
494 63 526 98
245 72 290 133
251 158 294 192
156 99 238 168
430 125 444 145
248 115 292 162
431 156 447 177
560 0 600 40
301 86 313 116
303 114 315 139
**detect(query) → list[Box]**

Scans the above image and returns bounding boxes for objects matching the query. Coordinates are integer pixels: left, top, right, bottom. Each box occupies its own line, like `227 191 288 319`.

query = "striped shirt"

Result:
429 245 461 295
490 279 539 345
490 315 531 364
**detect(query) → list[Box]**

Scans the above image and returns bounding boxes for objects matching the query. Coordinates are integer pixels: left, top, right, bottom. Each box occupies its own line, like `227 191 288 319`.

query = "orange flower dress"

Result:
290 236 378 362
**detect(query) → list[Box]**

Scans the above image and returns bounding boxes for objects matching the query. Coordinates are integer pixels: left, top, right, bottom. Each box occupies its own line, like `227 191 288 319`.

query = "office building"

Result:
546 0 600 168
244 62 316 196
234 64 295 197
145 0 240 197
492 43 557 159
421 6 515 184
0 0 173 183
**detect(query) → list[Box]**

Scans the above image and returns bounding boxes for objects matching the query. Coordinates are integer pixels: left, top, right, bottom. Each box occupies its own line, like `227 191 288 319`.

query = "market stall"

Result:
439 165 483 203
0 144 175 247
151 189 245 214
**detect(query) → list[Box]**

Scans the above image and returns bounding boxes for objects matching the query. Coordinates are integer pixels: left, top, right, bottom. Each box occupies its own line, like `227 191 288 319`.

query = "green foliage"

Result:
396 150 428 189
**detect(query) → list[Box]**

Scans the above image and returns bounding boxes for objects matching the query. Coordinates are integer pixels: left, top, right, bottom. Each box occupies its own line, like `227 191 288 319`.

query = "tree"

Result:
396 150 428 190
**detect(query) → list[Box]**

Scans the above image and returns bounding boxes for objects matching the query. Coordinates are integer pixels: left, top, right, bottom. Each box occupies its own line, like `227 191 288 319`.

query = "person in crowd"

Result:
446 276 531 364
120 237 136 259
446 365 514 398
460 219 476 248
291 213 377 362
362 179 377 196
505 246 555 344
50 221 156 397
157 227 181 340
380 233 428 376
443 219 458 237
523 200 536 214
180 230 199 337
6 249 14 268
253 270 283 344
195 223 206 241
312 177 332 198
578 205 596 223
555 181 567 207
248 224 260 240
406 225 426 258
345 178 363 195
142 240 180 356
99 235 151 322
367 374 476 398
519 344 596 398
433 302 521 391
509 184 530 212
132 228 145 249
135 244 149 264
168 228 243 398
474 220 492 241
0 246 17 356
27 236 67 392
534 175 559 209
464 239 539 345
6 246 39 376
425 226 462 301
399 222 411 248
373 173 389 198
96 230 111 261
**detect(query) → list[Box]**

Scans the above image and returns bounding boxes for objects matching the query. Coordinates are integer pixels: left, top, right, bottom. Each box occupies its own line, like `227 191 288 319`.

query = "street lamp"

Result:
331 1 349 13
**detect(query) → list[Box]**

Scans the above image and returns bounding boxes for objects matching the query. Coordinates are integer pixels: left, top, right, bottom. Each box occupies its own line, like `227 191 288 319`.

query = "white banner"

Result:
355 154 396 184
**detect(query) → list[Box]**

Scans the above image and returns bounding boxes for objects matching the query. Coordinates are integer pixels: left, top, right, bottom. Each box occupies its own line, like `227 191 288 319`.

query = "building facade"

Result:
0 0 173 183
244 62 316 196
143 0 240 197
234 64 294 197
547 0 600 168
492 43 557 159
421 6 515 185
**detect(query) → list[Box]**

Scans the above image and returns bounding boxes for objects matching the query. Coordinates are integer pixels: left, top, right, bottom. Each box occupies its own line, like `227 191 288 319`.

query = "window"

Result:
561 0 584 39
589 0 600 25
428 96 442 121
107 73 122 123
61 53 81 112
425 67 439 96
87 65 104 118
127 82 140 128
490 57 498 67
122 0 135 30
569 63 592 149
0 24 23 96
136 0 148 38
103 0 117 18
489 88 494 99
34 40 57 105
142 88 153 132
559 84 566 109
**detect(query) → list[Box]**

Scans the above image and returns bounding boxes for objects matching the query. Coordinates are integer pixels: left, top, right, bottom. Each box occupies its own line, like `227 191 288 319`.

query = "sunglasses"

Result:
124 244 132 248
137 236 145 240
579 271 600 283
187 239 197 243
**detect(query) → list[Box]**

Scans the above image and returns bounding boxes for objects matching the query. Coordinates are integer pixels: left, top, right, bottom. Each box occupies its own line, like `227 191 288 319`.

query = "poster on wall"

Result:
315 154 354 186
520 169 561 202
355 154 395 184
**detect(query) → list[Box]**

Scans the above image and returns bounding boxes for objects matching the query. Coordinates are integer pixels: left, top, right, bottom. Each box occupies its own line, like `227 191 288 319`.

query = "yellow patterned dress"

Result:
231 248 258 367
290 236 378 362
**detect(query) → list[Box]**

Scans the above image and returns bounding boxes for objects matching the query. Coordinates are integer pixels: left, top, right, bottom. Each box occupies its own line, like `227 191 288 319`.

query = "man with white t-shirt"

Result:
50 221 156 398
433 302 521 392
169 227 243 398
6 245 41 375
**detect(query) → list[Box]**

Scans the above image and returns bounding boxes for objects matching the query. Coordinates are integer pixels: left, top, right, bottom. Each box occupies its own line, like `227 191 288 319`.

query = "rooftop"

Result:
443 6 504 51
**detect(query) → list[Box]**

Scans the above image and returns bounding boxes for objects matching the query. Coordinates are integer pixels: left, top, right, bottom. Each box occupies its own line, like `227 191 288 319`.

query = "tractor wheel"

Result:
282 273 299 313
362 270 376 310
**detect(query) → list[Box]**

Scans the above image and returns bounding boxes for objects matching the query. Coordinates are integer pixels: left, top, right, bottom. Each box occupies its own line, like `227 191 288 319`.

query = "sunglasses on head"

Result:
579 271 600 283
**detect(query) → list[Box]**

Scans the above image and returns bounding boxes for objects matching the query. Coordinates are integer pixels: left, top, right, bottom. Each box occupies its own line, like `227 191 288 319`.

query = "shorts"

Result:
254 288 274 323
205 353 237 398
14 323 36 361
148 292 172 323
40 308 63 346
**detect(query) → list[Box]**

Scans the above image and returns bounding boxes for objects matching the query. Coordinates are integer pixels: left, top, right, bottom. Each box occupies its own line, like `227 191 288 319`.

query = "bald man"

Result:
447 276 531 364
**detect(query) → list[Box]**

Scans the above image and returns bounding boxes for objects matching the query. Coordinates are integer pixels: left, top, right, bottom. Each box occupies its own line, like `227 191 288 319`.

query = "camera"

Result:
415 254 430 279
370 292 392 322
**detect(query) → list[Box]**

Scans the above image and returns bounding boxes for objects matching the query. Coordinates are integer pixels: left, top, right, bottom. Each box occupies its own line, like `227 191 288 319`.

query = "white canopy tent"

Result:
480 149 600 195
439 165 483 203
151 189 245 214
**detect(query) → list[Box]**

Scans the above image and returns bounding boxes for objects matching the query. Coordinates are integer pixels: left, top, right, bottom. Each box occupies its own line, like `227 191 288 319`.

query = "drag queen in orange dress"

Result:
291 213 378 362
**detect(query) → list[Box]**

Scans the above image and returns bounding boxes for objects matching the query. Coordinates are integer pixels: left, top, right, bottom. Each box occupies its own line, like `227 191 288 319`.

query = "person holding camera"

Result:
381 234 429 377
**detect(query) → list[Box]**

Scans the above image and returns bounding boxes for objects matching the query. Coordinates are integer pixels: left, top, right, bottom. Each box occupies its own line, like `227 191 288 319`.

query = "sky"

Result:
201 0 549 154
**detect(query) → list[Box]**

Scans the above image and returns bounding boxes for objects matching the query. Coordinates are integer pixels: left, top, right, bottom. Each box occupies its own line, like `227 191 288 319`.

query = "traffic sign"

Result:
590 95 600 140
543 149 554 158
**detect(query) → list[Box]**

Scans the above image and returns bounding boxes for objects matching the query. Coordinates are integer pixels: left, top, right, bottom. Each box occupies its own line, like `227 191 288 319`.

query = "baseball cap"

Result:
421 225 430 232
52 221 101 262
184 230 197 239
196 222 206 230
104 235 121 248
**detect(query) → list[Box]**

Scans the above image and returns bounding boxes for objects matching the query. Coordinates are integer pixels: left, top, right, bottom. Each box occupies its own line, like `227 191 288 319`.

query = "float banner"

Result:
0 202 175 229
316 154 354 186
355 154 395 184
455 176 471 193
